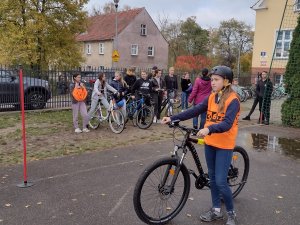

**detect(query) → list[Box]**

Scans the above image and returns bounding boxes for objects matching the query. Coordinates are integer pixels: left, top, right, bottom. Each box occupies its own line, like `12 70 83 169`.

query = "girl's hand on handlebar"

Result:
161 117 171 124
197 128 210 137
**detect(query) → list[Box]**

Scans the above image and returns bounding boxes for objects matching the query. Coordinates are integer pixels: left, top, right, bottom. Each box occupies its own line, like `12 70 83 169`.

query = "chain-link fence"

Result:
266 0 300 127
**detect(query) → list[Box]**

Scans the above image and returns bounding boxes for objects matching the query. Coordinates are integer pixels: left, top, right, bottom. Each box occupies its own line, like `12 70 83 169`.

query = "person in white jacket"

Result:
88 72 118 119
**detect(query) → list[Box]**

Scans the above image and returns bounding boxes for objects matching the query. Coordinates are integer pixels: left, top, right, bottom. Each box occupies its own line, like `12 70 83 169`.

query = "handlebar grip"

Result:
197 139 205 145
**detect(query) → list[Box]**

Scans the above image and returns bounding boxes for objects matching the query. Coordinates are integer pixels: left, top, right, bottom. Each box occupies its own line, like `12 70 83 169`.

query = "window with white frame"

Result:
86 43 91 55
147 46 154 57
131 44 138 55
275 30 293 59
295 0 300 11
99 43 104 54
140 24 147 36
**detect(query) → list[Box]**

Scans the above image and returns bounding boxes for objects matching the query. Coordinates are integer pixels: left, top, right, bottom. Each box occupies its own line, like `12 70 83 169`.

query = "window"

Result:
147 46 154 57
99 43 104 54
86 43 91 55
295 0 300 11
275 30 293 59
131 44 138 55
140 24 147 36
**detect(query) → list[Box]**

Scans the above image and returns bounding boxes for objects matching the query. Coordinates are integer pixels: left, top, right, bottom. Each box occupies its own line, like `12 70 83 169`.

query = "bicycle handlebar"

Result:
168 120 205 145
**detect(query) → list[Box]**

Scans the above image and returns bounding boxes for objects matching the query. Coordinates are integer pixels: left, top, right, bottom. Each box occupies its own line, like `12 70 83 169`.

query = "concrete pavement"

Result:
0 128 299 225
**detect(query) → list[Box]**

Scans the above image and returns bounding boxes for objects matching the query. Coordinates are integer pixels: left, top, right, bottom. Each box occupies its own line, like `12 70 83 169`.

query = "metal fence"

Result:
0 65 254 112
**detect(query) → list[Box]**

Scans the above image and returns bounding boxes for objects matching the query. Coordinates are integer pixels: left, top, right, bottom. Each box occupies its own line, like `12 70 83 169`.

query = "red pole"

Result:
17 67 33 188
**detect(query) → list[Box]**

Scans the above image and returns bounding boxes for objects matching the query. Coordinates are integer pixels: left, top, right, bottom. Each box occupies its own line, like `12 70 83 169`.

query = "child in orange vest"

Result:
162 66 240 225
69 73 90 133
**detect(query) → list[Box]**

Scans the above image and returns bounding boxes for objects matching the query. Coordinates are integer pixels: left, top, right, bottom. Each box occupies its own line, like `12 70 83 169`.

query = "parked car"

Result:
0 69 51 110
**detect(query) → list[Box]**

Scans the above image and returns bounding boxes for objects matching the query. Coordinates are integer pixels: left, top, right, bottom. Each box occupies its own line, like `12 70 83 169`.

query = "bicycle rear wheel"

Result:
133 157 190 224
136 106 154 129
228 146 250 198
89 109 102 129
108 110 125 134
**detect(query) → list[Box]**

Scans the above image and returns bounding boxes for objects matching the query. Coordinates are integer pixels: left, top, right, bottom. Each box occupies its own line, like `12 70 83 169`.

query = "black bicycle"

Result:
133 121 250 224
159 90 181 116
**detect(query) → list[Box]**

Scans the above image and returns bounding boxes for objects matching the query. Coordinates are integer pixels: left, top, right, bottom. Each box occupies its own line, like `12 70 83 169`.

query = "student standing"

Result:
69 73 90 133
162 66 240 225
180 72 192 111
188 68 212 130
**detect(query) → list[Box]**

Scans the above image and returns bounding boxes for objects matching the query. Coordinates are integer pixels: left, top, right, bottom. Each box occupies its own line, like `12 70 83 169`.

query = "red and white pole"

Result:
17 66 33 188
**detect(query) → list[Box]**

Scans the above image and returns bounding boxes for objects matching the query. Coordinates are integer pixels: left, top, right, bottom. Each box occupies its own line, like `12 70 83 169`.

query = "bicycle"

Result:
159 90 181 116
126 93 154 129
88 94 125 134
133 121 250 224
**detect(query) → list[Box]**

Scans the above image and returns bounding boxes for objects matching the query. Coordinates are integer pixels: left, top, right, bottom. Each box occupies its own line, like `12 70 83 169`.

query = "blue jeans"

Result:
192 110 207 129
181 92 189 110
205 145 234 212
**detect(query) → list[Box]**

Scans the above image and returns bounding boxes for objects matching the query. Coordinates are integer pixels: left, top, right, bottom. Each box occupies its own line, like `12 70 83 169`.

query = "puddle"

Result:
247 133 300 159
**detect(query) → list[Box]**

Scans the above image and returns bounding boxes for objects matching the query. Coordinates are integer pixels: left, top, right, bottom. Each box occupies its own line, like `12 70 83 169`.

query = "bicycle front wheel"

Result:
108 110 125 134
136 106 154 129
228 146 250 198
133 157 190 224
89 109 102 129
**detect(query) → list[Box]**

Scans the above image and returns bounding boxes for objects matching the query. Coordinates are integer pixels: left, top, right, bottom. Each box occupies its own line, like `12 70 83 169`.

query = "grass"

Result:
0 109 172 166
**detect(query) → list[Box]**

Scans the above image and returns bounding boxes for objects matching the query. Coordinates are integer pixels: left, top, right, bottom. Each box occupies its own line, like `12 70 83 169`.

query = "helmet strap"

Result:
223 79 231 87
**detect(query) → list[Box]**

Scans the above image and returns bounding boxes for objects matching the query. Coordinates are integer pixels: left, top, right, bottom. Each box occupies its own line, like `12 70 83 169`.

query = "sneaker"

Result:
242 116 250 120
157 119 162 124
200 208 223 222
153 116 157 123
264 121 269 125
75 128 82 133
82 128 90 133
226 211 237 225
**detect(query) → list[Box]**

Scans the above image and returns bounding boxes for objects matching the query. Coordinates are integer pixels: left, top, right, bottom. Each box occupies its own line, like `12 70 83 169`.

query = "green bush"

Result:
281 98 300 127
281 16 300 127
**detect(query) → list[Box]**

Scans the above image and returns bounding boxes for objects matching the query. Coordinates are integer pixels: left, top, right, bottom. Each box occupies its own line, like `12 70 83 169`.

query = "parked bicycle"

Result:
159 90 181 116
88 93 125 134
126 92 154 129
133 121 249 224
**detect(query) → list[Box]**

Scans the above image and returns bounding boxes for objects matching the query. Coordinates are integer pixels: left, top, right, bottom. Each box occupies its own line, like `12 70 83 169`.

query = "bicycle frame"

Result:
126 96 146 119
159 90 177 115
170 129 207 185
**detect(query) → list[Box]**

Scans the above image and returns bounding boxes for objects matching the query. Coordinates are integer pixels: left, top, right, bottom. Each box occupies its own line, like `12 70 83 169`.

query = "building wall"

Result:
80 41 113 68
117 9 169 70
252 0 298 81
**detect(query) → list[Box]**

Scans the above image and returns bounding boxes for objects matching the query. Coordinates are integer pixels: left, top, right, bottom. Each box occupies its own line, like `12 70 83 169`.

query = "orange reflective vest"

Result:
204 92 240 150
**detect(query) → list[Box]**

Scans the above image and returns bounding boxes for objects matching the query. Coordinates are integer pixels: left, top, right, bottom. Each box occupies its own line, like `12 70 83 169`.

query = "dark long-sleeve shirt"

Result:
165 75 178 91
171 95 240 134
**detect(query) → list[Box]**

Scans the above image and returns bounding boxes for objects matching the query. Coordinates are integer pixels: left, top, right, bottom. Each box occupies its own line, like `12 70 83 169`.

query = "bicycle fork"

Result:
159 146 186 195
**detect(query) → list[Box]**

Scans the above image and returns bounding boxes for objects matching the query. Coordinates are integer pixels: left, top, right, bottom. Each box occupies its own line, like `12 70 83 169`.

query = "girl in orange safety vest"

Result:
162 65 240 225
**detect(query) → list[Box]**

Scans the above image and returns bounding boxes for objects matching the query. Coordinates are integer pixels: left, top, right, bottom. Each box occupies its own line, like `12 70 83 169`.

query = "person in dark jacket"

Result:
261 71 273 125
124 68 136 93
164 66 178 97
242 73 263 121
131 71 152 106
151 69 166 123
181 72 192 111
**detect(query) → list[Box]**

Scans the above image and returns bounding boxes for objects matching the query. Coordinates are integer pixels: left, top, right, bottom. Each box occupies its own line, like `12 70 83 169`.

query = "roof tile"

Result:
76 8 144 42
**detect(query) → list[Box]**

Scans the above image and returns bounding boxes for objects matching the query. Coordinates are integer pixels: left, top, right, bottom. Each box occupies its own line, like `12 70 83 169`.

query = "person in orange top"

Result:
162 66 240 225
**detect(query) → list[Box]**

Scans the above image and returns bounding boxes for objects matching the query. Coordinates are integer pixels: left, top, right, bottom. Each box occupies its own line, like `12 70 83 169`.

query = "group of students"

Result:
69 66 181 133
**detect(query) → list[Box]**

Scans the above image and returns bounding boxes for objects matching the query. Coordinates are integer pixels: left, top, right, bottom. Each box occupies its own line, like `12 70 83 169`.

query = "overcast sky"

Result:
85 0 257 29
